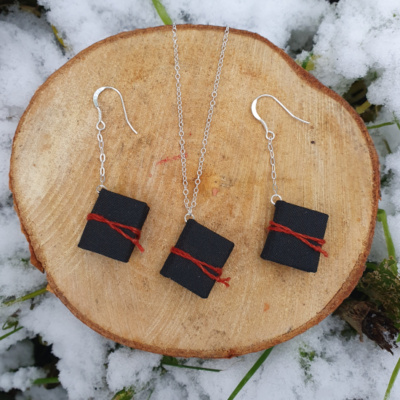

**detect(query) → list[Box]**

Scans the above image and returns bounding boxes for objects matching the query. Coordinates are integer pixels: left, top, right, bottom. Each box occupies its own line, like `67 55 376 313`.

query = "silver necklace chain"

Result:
172 23 229 221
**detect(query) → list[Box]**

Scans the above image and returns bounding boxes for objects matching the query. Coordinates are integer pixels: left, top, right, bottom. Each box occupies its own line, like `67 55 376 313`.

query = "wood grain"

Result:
10 25 380 358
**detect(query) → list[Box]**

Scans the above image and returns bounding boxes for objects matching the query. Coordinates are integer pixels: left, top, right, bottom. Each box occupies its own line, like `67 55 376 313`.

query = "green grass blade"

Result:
146 388 154 400
33 377 60 385
51 25 68 49
3 286 47 307
0 326 23 341
384 355 400 400
151 0 173 25
383 139 392 154
161 356 221 372
394 114 400 131
162 363 221 372
368 122 396 130
227 347 274 400
377 209 397 260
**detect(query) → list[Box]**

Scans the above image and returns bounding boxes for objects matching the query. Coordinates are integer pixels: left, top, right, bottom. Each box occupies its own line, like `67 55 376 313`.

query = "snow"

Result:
386 148 400 212
310 0 400 108
21 296 115 399
0 245 46 298
0 340 35 375
146 317 398 400
37 0 160 53
0 367 45 392
1 0 400 399
0 340 45 393
106 348 162 392
16 386 68 400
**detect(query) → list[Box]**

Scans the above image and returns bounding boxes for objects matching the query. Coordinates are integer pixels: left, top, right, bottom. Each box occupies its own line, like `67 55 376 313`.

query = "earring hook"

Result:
251 94 310 205
93 86 138 135
251 94 309 136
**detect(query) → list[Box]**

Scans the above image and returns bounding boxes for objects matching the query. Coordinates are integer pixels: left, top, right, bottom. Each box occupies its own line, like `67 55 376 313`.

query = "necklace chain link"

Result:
172 23 229 220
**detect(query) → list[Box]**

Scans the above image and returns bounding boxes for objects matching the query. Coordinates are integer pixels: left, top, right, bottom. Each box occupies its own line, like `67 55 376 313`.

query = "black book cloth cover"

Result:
261 200 329 273
160 219 235 299
78 188 149 262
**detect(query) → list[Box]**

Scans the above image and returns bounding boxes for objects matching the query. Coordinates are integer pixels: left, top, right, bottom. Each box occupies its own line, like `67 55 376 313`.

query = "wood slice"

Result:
10 25 380 358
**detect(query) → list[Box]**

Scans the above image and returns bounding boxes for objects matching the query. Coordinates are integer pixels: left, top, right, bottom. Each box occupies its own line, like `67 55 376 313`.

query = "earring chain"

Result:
266 133 281 205
96 116 106 193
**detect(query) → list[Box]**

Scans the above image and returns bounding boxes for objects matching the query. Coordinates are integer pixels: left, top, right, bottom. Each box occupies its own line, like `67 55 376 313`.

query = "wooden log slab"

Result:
9 25 380 358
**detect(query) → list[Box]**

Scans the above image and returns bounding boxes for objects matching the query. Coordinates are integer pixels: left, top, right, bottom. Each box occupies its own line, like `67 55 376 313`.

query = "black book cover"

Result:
161 219 234 298
78 189 149 262
261 200 329 273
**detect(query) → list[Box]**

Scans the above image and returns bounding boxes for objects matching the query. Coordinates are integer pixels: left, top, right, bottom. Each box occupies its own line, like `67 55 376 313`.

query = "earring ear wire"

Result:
93 86 138 135
251 94 309 139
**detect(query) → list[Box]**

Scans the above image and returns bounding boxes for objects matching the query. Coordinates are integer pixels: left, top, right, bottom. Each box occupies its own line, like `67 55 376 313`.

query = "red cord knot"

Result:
87 213 144 252
267 221 328 257
170 247 231 287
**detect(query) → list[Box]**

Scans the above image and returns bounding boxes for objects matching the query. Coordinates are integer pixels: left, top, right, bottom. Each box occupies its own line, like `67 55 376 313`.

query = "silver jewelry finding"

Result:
172 23 229 220
251 94 310 205
93 87 138 193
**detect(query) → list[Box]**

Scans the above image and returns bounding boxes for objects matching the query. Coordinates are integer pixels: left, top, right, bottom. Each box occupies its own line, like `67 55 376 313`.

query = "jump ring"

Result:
271 194 282 205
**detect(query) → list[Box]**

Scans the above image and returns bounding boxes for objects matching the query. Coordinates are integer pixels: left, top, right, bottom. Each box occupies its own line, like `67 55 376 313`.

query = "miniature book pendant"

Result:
160 219 235 298
78 189 150 262
261 200 329 273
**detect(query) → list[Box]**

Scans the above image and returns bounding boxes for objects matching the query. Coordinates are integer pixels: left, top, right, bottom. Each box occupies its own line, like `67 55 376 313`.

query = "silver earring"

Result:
252 94 329 273
78 87 149 262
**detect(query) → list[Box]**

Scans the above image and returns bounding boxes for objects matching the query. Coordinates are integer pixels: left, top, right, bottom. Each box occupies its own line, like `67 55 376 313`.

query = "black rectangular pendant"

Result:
78 189 150 262
261 200 329 273
160 219 235 298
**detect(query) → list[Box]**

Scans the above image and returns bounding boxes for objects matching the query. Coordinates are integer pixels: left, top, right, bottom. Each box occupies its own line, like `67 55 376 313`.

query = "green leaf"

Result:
151 0 173 25
112 387 135 400
356 100 372 114
21 257 30 265
300 53 316 71
299 347 316 362
366 261 379 271
227 347 273 400
32 377 60 385
1 318 22 341
2 318 18 331
299 345 316 382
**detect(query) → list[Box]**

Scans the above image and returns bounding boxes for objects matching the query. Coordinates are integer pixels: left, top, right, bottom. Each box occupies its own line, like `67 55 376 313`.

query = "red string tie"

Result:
170 247 231 287
268 221 328 257
87 213 144 253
